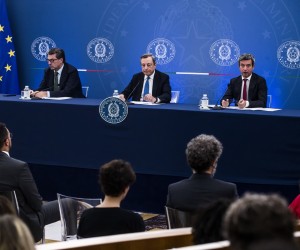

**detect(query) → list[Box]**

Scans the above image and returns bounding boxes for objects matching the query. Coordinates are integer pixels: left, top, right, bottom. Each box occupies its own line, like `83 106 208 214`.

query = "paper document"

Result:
130 101 160 105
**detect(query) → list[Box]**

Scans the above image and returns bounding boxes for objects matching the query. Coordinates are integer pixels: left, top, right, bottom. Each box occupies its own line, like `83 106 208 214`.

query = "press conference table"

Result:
1 95 300 186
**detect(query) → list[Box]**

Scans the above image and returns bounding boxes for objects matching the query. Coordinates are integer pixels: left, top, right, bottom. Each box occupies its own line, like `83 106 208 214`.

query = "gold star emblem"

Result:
8 49 15 57
5 64 11 71
5 35 12 43
0 76 3 81
0 25 4 32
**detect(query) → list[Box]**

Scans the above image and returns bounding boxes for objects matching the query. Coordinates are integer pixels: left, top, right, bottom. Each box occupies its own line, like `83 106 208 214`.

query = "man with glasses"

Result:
119 53 171 103
221 53 268 108
0 122 61 242
31 48 85 98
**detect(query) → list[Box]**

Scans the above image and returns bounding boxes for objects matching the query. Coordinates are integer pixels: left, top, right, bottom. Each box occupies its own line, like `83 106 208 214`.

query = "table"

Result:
1 95 300 185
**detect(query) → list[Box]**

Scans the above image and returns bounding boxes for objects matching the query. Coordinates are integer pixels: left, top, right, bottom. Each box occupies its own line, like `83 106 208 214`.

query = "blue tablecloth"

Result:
1 95 300 185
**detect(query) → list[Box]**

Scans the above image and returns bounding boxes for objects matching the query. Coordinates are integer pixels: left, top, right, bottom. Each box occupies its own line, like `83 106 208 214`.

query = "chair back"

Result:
57 193 102 241
0 189 19 214
165 206 194 229
171 91 180 103
267 94 272 108
82 86 89 97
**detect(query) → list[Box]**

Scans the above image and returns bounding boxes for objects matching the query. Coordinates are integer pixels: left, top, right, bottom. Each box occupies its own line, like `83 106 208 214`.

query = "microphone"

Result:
125 81 141 104
211 84 230 110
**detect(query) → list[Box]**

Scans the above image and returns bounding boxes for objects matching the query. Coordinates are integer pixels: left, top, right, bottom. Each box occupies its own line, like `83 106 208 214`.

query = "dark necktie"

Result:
242 78 247 100
144 76 150 95
54 71 59 91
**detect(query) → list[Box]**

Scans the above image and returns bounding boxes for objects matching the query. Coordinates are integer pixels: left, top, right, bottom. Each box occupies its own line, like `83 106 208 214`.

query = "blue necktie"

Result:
144 76 150 95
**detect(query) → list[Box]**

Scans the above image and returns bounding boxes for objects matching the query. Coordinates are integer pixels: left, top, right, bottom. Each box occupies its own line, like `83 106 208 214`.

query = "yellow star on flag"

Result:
5 35 12 43
0 25 4 32
5 64 11 71
8 49 15 57
0 76 3 81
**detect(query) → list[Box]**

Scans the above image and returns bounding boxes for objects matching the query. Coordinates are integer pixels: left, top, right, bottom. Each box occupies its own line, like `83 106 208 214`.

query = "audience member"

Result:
0 214 35 250
223 193 297 250
221 53 268 108
31 48 85 98
166 134 238 212
77 159 145 238
289 194 300 219
0 122 61 242
0 195 16 215
119 53 171 103
192 198 233 244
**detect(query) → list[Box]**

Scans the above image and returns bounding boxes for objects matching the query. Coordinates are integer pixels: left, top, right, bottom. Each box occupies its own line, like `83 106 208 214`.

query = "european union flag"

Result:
0 0 20 94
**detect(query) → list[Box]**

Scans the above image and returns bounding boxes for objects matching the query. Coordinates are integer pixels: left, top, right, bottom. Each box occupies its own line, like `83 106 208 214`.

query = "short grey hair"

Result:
185 134 223 173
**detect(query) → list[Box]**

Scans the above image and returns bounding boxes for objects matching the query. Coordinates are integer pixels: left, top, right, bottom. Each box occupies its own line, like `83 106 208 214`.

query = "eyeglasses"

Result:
46 58 59 63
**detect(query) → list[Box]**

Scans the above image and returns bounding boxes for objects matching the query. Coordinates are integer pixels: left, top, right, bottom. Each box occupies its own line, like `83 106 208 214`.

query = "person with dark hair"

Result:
119 53 171 103
221 53 268 108
192 198 233 244
223 193 297 250
0 122 61 242
77 159 145 238
0 214 35 250
166 134 238 212
31 47 85 98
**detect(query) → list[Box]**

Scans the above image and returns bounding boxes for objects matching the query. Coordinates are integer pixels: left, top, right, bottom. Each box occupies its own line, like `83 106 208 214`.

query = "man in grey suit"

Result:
166 134 238 212
0 122 60 242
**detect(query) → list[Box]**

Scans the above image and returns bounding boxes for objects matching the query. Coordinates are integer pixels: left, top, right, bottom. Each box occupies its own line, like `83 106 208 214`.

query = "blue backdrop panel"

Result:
5 0 300 108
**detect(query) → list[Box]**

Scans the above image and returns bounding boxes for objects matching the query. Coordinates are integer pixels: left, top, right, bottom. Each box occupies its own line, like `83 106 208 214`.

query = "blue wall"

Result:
6 0 300 108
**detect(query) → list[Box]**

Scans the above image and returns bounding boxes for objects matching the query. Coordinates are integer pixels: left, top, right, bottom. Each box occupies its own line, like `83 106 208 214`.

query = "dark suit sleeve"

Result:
248 75 268 108
155 72 171 103
18 163 43 212
121 74 142 101
37 68 51 91
50 64 84 98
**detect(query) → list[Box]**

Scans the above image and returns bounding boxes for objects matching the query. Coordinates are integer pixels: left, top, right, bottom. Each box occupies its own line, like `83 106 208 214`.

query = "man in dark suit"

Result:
166 134 238 212
32 48 85 98
119 53 171 103
222 53 267 108
0 122 60 242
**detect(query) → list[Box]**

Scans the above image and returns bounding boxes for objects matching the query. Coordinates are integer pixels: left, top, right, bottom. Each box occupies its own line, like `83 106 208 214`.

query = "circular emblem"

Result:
31 37 56 61
87 38 114 63
99 97 128 124
277 40 300 69
209 39 240 66
146 38 176 65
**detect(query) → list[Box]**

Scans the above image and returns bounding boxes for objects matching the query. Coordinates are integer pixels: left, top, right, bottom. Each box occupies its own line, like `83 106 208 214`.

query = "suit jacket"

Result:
222 72 268 108
121 70 171 103
0 152 43 240
166 173 238 212
37 62 85 98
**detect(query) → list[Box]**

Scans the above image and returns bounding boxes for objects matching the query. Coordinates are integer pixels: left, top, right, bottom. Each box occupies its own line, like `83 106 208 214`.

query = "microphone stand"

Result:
212 84 230 110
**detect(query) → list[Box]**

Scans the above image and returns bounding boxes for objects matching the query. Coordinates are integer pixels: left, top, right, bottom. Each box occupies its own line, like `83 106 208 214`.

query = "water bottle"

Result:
112 90 119 97
200 94 209 109
23 85 31 99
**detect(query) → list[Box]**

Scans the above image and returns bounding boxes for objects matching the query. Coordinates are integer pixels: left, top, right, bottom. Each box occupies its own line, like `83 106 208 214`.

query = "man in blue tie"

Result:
119 53 171 103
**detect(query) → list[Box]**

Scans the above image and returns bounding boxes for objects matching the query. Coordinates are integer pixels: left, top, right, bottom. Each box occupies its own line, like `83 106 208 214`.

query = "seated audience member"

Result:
289 194 300 219
0 195 16 215
0 122 61 242
77 159 145 238
166 134 238 212
223 193 297 250
0 214 35 250
192 198 233 244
